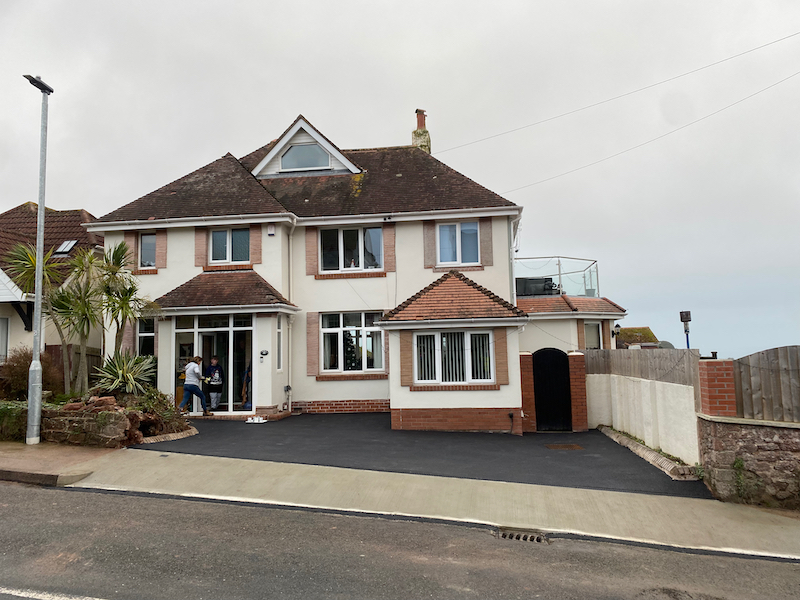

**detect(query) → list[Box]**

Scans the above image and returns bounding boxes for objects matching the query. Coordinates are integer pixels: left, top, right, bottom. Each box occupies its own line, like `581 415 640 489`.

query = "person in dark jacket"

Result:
204 356 225 411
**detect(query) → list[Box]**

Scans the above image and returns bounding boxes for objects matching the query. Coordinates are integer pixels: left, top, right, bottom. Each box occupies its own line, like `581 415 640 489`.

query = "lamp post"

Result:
23 74 54 445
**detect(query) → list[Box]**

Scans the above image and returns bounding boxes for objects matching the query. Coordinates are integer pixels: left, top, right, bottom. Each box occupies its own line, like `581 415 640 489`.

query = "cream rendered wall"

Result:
288 217 514 404
0 304 31 356
517 319 578 353
586 373 700 465
252 224 288 296
253 315 273 408
387 327 522 409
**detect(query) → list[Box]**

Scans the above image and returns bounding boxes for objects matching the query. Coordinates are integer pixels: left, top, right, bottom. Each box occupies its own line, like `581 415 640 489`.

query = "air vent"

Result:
497 528 550 544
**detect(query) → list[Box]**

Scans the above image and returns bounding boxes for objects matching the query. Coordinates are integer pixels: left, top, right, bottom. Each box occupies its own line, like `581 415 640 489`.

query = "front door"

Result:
533 348 572 431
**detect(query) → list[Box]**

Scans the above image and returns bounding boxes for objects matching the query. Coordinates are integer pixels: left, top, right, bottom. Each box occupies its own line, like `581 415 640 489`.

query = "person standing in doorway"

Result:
205 355 225 411
180 356 213 416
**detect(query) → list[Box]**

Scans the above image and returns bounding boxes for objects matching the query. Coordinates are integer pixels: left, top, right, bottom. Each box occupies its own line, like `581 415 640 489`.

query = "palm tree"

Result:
4 243 71 392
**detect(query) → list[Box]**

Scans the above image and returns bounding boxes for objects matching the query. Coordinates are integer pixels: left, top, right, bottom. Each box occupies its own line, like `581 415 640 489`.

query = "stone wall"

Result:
41 407 130 448
698 416 800 509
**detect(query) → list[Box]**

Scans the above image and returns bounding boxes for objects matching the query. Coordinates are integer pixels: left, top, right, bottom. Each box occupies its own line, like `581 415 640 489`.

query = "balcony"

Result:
514 256 600 298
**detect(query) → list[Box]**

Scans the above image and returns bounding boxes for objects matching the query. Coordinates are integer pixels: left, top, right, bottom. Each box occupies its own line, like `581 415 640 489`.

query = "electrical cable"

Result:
434 29 800 155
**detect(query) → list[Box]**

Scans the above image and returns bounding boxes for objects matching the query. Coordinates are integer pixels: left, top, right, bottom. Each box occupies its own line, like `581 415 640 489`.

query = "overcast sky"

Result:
2 1 798 359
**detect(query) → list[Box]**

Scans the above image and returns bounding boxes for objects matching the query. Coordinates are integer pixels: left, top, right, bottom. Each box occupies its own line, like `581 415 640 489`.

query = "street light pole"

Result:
23 74 54 445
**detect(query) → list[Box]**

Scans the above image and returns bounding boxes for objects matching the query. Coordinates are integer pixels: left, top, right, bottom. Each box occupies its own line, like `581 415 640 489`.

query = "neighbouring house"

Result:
614 326 673 350
0 203 104 369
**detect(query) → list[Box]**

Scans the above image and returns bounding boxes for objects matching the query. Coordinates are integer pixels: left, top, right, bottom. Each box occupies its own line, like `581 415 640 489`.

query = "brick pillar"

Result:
568 352 588 432
699 360 737 417
520 353 536 432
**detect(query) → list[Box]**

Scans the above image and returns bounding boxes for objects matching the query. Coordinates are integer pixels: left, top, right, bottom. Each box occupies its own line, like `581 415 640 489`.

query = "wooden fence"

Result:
734 346 800 423
584 349 700 387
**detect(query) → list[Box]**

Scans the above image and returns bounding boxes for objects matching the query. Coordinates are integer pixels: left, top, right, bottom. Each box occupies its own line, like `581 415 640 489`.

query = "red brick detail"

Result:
124 231 137 267
293 399 390 414
314 271 387 280
576 318 585 350
202 264 254 272
391 407 523 435
250 224 262 264
410 384 501 392
316 373 388 381
699 360 737 417
120 321 135 354
568 353 588 432
601 321 611 350
479 217 493 266
423 221 435 268
307 312 319 376
194 227 207 267
132 268 158 276
433 265 484 273
520 354 537 432
305 226 317 276
400 330 412 386
384 222 396 273
155 229 167 269
494 327 509 386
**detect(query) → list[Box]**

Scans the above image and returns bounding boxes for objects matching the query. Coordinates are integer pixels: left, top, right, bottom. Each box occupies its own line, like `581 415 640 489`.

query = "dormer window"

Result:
280 143 330 172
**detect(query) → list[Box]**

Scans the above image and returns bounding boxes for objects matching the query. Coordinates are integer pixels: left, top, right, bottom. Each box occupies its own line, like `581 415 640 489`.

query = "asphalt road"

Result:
137 413 712 498
1 483 797 600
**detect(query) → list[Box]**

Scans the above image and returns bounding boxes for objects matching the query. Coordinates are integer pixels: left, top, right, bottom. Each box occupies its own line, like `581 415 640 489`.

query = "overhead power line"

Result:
435 29 800 156
501 68 800 194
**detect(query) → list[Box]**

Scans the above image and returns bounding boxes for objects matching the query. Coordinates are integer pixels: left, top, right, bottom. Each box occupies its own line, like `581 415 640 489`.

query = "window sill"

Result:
432 265 483 273
316 373 388 381
315 271 386 280
203 264 253 272
132 268 158 275
410 383 500 392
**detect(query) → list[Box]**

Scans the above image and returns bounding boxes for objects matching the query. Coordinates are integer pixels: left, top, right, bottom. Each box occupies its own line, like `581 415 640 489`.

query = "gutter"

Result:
379 317 529 330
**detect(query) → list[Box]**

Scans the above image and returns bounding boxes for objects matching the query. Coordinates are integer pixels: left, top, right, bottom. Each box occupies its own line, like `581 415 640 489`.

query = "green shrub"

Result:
93 352 156 396
0 347 64 400
0 400 27 441
124 386 188 436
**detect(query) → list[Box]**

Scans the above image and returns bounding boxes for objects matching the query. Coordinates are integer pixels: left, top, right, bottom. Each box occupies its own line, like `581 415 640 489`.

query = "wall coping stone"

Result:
697 413 800 430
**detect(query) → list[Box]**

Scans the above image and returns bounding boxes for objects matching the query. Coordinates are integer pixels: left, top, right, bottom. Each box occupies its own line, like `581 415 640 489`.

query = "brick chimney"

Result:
412 108 431 154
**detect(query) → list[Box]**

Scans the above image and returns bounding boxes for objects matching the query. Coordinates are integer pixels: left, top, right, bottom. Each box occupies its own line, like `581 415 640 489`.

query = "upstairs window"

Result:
320 227 382 272
281 144 330 171
584 322 602 349
140 233 156 267
211 228 249 264
437 222 479 265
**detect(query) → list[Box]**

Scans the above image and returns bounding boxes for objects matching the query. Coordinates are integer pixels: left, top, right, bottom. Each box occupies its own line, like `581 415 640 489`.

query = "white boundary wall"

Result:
587 374 700 465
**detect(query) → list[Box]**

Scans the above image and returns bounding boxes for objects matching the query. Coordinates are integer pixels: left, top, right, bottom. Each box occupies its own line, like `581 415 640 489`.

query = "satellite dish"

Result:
658 340 675 349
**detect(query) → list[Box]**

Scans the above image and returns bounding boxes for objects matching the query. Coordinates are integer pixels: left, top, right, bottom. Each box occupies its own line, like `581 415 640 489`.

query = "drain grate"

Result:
545 444 584 450
497 528 550 544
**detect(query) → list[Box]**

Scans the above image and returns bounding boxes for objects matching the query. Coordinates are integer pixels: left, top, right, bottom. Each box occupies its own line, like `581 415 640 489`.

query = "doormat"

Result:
545 444 584 450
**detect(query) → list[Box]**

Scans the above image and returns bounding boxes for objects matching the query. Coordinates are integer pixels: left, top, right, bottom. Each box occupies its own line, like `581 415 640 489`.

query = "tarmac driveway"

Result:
137 413 712 498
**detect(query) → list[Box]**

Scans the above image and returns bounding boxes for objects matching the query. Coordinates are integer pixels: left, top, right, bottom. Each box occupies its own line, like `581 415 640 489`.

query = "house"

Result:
84 111 542 431
0 203 103 366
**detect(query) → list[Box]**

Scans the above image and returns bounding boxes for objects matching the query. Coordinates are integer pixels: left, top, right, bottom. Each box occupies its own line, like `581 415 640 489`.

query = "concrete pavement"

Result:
2 440 800 560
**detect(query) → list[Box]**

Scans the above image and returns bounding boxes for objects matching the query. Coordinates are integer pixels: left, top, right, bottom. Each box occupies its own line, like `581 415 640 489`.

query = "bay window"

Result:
320 227 382 271
437 221 479 265
321 312 384 372
414 330 493 384
211 228 249 263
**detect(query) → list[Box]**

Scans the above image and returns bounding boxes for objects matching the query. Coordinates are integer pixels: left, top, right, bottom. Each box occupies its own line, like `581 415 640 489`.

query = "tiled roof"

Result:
517 295 626 315
156 270 294 309
617 327 658 344
255 146 517 217
382 271 527 321
0 203 101 269
97 153 288 223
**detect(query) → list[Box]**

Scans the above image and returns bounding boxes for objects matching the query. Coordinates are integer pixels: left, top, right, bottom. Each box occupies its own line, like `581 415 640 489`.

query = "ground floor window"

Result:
174 314 253 413
0 317 8 363
321 311 384 373
414 330 493 384
584 322 602 349
137 318 155 356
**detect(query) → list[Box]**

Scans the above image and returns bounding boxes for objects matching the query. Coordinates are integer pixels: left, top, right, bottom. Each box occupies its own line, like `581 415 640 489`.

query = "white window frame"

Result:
320 312 385 373
0 316 9 364
436 221 480 266
584 321 603 349
318 226 383 273
412 330 494 384
279 143 331 172
209 228 250 264
276 315 283 372
139 232 156 268
137 318 156 356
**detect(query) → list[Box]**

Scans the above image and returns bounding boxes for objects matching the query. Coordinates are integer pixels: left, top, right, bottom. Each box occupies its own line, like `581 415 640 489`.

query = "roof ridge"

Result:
562 294 578 312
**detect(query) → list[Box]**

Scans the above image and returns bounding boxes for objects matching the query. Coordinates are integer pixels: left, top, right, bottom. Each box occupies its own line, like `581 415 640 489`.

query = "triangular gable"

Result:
0 268 26 303
383 271 527 322
251 115 361 177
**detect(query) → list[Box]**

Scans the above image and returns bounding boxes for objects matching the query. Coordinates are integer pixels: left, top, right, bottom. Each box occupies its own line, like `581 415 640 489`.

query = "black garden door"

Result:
533 348 572 431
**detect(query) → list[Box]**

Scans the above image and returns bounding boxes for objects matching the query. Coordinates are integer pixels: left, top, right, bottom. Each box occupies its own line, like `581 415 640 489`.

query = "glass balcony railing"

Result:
514 256 600 298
